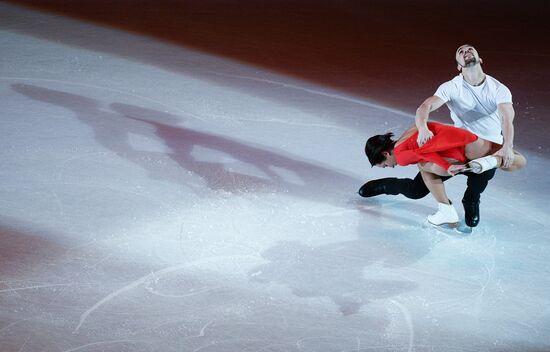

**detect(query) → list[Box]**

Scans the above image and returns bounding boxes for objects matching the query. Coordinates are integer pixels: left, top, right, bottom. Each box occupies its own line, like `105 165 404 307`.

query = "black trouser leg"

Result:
462 169 497 203
359 172 447 200
393 172 431 199
461 168 497 227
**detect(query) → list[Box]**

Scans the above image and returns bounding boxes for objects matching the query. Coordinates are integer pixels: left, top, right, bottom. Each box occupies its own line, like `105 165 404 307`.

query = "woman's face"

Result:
376 151 397 168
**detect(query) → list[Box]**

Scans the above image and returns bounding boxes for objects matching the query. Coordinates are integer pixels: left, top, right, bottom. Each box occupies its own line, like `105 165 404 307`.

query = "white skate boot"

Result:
467 155 499 174
427 202 459 227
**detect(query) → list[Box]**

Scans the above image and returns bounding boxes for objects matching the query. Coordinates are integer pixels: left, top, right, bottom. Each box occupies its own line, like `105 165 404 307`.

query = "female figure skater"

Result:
365 122 526 227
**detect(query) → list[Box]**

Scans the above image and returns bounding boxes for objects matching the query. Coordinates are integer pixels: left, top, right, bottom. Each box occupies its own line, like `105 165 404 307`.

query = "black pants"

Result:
382 169 497 203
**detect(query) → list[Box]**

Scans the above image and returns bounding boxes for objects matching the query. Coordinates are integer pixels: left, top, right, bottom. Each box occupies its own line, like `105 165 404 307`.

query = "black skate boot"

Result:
358 178 396 198
462 199 480 227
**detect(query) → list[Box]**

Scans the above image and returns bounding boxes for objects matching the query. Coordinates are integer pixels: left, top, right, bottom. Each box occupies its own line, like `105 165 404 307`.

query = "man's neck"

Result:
461 65 486 87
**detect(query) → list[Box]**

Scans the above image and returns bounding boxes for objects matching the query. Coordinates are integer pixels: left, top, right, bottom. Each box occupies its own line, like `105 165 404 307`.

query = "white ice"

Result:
1 2 549 352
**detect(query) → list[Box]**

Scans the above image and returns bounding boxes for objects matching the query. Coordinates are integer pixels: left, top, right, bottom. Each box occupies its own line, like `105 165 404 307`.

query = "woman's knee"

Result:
419 163 449 177
465 138 493 160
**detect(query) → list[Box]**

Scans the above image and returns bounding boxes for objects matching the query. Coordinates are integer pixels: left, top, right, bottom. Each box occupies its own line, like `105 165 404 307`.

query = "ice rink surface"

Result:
1 1 549 351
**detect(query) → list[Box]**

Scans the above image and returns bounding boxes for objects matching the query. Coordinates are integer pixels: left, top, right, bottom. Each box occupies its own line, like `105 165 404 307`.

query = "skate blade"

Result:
428 221 459 229
456 223 473 234
424 221 471 236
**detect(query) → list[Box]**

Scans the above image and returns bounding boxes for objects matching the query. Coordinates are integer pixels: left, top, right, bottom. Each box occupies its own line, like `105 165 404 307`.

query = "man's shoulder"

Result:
435 75 461 97
441 75 462 88
440 74 462 85
485 74 509 89
485 74 513 102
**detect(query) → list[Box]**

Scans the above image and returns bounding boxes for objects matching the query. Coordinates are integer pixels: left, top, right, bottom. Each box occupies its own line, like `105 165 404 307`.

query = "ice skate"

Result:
358 178 397 197
427 202 459 228
465 155 499 174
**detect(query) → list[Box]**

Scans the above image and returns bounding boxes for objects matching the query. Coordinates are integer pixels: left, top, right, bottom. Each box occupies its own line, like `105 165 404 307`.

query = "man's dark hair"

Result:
365 133 396 166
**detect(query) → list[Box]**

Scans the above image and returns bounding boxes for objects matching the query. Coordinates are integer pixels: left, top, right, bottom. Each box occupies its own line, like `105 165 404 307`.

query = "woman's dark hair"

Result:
365 133 396 166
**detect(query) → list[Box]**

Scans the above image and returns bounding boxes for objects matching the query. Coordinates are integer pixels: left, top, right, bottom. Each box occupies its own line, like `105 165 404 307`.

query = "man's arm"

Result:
415 96 446 146
494 102 515 167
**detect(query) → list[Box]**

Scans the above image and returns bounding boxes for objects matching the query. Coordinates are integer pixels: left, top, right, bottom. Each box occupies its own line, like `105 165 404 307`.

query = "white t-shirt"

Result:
434 74 512 144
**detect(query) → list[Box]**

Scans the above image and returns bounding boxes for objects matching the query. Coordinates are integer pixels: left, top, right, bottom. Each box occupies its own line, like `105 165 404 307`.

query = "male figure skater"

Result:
359 44 518 228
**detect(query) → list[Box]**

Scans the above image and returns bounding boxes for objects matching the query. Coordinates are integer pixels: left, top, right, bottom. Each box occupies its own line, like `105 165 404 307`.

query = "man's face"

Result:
456 45 480 68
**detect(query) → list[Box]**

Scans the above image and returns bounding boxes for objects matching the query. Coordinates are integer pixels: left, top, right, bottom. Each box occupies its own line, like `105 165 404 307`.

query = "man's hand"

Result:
416 126 434 147
415 96 444 146
494 145 514 168
447 164 466 176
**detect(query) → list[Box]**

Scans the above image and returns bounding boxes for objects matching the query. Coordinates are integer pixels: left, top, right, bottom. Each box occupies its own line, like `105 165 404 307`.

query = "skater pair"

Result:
364 122 526 227
359 44 523 228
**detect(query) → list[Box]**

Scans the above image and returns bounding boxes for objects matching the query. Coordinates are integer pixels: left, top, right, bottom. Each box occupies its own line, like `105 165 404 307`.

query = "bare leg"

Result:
465 138 526 172
418 158 459 177
464 138 493 160
419 168 450 204
420 168 459 226
499 150 527 171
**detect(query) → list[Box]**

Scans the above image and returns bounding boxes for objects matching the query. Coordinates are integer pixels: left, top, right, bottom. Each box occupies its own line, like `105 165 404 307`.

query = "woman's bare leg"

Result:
419 168 459 226
418 160 457 177
419 168 450 204
499 150 527 171
464 138 493 160
465 138 527 172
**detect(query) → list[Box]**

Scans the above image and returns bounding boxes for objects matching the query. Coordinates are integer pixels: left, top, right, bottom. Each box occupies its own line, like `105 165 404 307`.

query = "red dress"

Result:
394 122 478 171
